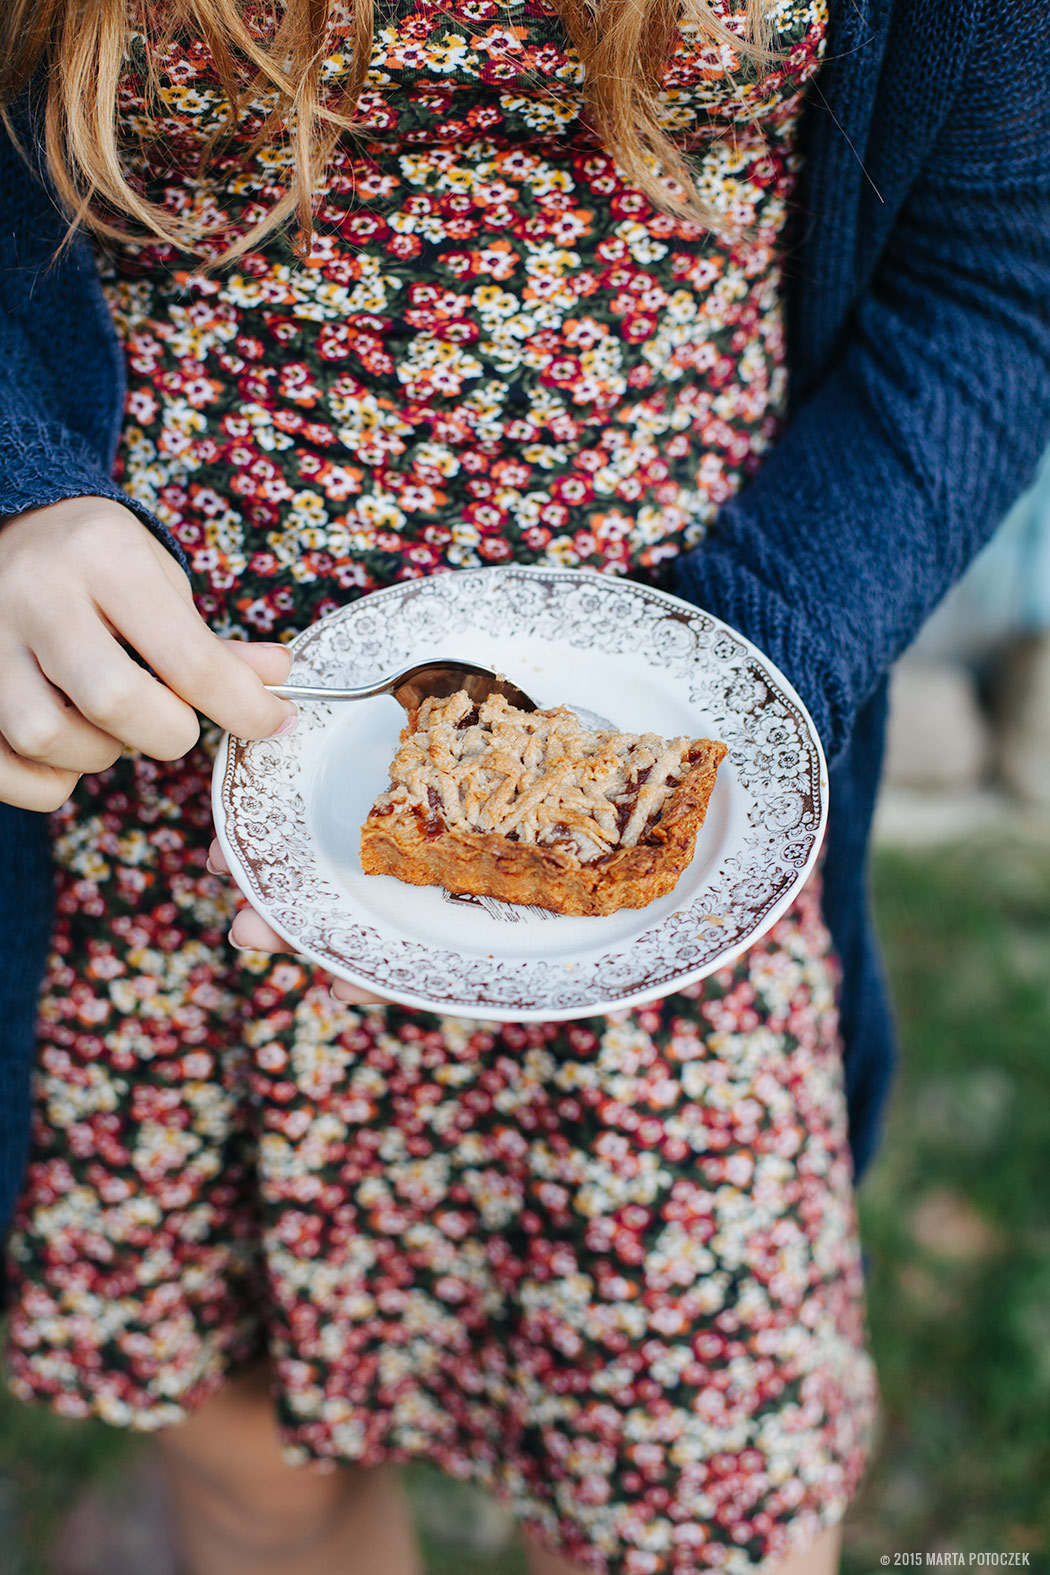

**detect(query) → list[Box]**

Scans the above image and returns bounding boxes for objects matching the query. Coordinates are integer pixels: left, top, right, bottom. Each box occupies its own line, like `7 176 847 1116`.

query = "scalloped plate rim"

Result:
211 566 828 1020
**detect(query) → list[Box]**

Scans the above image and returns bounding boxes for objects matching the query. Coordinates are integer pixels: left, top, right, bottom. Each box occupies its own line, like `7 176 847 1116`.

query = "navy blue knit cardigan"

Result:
2 0 1050 1231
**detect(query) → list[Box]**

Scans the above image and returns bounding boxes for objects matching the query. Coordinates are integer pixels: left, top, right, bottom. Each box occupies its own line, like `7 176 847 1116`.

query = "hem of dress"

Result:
273 1404 879 1575
4 1336 267 1434
6 1352 878 1575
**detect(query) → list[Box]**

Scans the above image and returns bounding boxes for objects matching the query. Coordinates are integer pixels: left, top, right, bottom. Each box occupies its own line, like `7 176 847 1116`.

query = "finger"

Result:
33 606 203 761
206 837 231 876
0 734 80 812
221 640 294 688
228 908 389 1005
331 981 390 1007
0 648 124 775
229 906 295 953
96 569 296 740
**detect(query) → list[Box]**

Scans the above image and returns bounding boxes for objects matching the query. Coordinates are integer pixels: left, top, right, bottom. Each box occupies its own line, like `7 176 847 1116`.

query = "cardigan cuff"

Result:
0 438 190 577
672 546 856 766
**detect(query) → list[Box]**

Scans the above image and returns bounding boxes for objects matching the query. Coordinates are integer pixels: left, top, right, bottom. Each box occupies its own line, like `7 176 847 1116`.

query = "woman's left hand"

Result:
206 836 390 1007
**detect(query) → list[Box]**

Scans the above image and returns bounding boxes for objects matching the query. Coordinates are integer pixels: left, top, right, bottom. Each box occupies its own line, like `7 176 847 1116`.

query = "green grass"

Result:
0 1386 135 1572
843 839 1050 1574
2 837 1049 1572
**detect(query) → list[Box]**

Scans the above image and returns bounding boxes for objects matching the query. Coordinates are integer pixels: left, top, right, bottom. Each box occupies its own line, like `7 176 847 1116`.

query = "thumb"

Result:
220 639 294 688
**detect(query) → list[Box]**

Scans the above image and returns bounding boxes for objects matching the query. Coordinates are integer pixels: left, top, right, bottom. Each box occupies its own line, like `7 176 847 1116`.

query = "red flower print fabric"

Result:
5 1 879 1569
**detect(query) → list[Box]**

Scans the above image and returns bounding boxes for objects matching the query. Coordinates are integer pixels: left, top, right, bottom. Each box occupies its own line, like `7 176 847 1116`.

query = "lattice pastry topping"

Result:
360 691 726 917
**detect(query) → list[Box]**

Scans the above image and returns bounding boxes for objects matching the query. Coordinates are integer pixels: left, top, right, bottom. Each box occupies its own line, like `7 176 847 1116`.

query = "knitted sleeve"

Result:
0 105 186 568
0 298 156 532
673 2 1050 765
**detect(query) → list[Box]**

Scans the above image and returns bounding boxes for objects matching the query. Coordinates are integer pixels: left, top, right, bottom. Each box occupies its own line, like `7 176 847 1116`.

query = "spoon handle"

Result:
265 681 392 702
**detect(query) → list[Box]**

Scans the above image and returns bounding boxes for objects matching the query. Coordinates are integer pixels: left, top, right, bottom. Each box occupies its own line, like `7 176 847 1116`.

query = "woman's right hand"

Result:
0 496 297 811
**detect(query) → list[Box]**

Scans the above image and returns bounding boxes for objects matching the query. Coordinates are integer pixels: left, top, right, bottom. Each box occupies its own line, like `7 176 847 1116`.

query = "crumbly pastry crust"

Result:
360 691 726 916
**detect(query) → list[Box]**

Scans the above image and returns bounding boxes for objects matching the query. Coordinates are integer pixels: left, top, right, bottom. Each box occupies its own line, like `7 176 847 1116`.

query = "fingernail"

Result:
205 856 221 875
259 641 288 650
275 707 298 738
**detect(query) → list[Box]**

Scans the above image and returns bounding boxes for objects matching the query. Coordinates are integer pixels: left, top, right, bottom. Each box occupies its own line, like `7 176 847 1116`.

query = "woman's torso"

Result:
100 0 826 635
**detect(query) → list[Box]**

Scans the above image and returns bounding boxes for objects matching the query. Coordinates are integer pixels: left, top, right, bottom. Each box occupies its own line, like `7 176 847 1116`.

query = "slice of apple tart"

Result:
360 690 726 917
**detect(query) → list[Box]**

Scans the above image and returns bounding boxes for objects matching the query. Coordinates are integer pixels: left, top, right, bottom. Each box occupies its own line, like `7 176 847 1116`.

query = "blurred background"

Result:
2 456 1050 1574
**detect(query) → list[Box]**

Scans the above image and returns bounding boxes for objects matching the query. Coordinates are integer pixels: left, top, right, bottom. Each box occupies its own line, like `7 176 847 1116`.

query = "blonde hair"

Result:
0 0 771 262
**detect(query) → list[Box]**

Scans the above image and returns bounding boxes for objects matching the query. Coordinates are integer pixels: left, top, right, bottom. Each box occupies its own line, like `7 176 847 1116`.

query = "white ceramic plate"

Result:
212 566 827 1020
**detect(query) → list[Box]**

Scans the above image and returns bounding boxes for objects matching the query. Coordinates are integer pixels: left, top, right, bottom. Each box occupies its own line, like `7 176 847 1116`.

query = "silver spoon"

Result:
267 659 612 730
267 659 535 713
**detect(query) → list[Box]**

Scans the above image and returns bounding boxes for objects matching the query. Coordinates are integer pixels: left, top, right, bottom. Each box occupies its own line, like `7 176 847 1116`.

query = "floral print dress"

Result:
5 1 878 1569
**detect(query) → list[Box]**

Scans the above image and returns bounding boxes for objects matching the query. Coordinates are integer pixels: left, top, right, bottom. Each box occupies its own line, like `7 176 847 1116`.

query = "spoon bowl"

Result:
267 659 615 731
267 659 538 715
